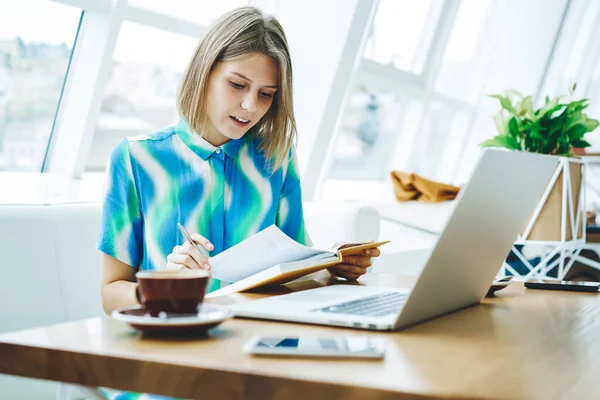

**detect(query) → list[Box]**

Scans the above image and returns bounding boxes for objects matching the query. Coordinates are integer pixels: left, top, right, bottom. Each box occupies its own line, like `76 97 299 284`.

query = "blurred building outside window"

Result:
0 0 80 172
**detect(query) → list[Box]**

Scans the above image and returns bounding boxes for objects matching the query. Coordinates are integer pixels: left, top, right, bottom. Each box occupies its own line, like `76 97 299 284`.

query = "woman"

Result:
97 6 380 399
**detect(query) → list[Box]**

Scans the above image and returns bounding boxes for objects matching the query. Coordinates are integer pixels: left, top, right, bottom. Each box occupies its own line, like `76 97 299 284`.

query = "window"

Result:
128 0 247 26
0 0 80 172
327 86 407 181
434 0 493 104
86 22 198 171
321 0 568 203
325 0 448 183
363 0 443 74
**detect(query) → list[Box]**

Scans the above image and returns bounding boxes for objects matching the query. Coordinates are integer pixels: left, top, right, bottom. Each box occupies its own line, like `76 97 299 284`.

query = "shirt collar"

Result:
175 118 245 160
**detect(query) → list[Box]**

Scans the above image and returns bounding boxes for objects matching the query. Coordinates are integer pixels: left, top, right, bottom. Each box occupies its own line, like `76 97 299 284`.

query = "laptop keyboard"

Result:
315 292 408 317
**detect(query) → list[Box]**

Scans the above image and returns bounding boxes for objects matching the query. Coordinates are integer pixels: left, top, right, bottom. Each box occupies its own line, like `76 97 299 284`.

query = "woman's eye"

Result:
230 82 244 89
259 92 273 99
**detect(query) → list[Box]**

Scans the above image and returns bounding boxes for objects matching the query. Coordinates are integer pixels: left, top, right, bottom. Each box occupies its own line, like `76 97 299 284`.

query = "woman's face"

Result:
204 53 279 146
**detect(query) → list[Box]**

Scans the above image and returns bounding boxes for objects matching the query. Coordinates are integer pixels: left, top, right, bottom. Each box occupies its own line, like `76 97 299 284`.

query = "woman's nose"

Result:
241 93 257 113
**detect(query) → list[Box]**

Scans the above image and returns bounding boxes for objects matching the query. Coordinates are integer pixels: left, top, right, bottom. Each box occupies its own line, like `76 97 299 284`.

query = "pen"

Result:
177 223 210 258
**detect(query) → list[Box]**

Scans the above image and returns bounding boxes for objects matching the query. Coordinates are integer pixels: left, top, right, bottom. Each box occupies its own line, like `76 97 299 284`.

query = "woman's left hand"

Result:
327 246 381 281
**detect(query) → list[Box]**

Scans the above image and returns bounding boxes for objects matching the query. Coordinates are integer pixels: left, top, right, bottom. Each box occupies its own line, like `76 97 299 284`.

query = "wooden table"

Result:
1 273 600 400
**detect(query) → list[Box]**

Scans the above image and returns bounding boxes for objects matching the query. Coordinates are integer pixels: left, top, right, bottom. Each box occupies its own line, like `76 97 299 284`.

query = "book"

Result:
205 225 389 298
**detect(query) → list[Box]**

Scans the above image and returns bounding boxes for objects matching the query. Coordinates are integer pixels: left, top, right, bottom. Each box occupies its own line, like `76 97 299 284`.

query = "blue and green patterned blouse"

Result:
96 119 308 400
98 118 308 289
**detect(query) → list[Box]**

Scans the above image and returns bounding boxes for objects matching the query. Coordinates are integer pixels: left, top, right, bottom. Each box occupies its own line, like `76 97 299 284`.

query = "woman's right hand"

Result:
166 233 214 272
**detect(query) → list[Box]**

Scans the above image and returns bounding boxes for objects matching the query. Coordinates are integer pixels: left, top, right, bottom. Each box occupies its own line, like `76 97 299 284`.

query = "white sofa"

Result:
0 201 380 399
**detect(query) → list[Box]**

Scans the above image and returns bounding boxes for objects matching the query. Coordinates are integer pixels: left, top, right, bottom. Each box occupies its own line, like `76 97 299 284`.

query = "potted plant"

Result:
481 85 598 156
481 86 599 242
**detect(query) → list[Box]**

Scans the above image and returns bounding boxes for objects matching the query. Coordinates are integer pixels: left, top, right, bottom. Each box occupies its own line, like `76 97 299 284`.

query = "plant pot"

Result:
521 157 584 242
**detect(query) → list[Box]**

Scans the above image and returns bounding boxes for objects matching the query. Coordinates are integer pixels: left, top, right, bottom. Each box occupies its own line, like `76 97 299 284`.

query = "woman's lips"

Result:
230 116 250 127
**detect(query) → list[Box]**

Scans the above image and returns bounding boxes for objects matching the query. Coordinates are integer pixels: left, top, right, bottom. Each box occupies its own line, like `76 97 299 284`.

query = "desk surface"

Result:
1 273 599 400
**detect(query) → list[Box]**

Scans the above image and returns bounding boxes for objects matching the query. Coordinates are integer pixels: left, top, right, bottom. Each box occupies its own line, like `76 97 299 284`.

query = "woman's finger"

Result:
341 255 372 268
362 248 380 257
167 252 207 271
166 260 184 271
327 267 361 281
181 242 211 271
190 232 214 252
333 263 369 274
167 252 201 270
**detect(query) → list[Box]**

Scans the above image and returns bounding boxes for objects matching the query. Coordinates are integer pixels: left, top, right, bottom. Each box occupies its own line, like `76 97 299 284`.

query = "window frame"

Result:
361 0 459 89
304 0 461 199
42 0 219 177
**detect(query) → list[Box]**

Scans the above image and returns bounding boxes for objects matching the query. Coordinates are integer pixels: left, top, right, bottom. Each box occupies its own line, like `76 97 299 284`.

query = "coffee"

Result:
135 270 210 317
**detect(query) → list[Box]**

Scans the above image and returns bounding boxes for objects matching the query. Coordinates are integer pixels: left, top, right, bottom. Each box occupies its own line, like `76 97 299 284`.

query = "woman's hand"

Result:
327 246 381 280
166 233 214 272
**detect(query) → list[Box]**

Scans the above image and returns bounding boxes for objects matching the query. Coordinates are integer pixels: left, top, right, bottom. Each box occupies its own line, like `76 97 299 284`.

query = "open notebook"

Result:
205 225 389 298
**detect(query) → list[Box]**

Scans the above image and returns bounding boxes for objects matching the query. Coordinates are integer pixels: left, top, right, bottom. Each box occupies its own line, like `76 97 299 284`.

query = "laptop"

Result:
230 149 559 331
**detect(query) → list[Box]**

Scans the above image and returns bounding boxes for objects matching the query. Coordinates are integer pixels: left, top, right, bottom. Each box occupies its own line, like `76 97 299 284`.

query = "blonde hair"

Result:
178 6 296 170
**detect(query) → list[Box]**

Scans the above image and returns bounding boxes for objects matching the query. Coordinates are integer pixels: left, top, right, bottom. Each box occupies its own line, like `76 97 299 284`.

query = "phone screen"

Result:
246 336 385 358
524 279 600 292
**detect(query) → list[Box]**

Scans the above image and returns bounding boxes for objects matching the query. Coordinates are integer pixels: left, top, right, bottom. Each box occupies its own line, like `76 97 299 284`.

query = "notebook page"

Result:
209 225 333 282
205 252 338 298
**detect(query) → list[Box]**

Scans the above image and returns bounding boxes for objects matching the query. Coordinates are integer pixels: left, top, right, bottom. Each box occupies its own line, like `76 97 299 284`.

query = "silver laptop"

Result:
231 149 559 331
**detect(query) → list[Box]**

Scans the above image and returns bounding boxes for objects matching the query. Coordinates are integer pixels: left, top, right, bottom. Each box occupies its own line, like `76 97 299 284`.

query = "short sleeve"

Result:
275 147 312 246
97 138 143 268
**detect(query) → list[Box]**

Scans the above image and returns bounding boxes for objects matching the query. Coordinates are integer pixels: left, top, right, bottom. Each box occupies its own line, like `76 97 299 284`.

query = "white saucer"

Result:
112 304 232 335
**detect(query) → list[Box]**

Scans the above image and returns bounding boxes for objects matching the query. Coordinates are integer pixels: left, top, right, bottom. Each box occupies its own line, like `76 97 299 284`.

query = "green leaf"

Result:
493 111 507 135
528 122 543 140
584 118 599 132
568 99 588 109
565 113 586 132
536 97 562 119
507 89 523 99
518 96 533 117
547 104 566 117
566 124 588 140
489 94 516 115
541 140 555 154
480 134 520 150
507 117 519 137
571 139 591 148
547 120 564 143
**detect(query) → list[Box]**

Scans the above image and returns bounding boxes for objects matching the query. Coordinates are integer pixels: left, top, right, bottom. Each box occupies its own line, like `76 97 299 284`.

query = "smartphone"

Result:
243 335 386 359
524 279 600 293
